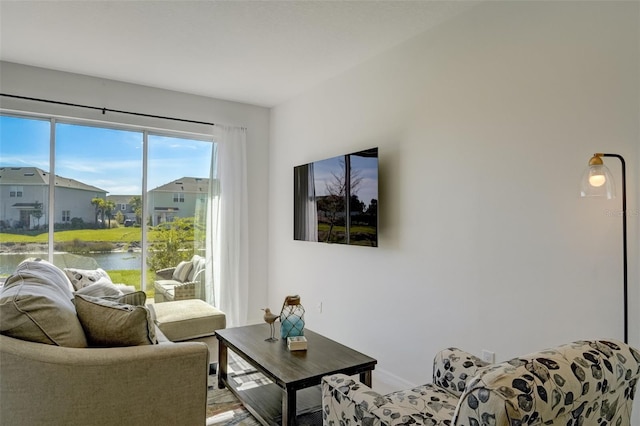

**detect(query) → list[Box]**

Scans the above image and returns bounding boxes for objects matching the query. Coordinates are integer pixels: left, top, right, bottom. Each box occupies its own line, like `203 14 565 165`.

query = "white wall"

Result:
0 61 270 324
1 0 638 419
269 1 639 419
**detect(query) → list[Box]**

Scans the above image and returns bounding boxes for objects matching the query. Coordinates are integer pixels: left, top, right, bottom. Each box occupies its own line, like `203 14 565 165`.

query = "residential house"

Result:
147 177 209 226
0 1 638 420
106 195 137 223
0 167 107 229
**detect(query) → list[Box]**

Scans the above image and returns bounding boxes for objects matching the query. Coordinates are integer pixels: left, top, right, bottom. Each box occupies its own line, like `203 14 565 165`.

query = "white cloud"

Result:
0 156 49 169
106 185 141 195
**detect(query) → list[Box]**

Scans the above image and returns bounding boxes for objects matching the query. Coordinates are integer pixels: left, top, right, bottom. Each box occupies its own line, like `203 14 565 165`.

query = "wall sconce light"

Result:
580 153 627 343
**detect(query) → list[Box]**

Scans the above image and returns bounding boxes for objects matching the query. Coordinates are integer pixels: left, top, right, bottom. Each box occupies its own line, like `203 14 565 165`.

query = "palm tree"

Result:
32 201 43 228
129 196 142 225
91 197 105 228
104 200 116 228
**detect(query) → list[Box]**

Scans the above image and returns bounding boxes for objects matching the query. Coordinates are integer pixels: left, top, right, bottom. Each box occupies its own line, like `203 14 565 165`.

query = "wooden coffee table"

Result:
216 324 377 426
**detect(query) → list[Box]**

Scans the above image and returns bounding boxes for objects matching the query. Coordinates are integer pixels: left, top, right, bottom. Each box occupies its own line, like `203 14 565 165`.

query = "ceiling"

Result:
0 1 476 108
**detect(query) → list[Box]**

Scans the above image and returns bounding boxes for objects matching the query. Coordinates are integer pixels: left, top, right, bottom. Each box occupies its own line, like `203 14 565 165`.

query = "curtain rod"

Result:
0 93 215 126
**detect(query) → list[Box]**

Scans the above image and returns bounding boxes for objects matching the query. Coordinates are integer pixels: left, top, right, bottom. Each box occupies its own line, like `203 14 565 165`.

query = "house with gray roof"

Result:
106 195 138 223
147 177 210 226
0 167 107 229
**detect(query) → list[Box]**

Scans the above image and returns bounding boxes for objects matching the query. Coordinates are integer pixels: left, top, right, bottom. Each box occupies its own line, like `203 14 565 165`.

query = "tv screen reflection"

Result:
294 147 378 247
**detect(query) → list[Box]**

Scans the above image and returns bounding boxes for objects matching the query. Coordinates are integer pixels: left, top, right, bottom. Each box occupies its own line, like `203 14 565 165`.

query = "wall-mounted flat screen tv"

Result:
294 147 378 247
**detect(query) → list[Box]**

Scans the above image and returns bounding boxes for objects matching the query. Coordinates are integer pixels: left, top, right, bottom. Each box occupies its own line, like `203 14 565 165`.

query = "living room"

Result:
1 0 638 424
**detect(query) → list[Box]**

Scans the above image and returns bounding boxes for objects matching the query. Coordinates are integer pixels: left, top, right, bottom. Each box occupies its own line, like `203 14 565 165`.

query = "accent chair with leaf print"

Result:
322 339 640 426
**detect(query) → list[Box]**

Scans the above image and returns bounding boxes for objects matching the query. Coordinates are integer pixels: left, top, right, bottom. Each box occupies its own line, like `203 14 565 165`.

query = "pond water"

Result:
0 251 142 275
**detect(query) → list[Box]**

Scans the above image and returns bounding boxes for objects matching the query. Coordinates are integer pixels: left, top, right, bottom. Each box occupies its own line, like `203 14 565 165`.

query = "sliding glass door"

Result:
146 134 213 300
54 122 145 290
0 113 213 299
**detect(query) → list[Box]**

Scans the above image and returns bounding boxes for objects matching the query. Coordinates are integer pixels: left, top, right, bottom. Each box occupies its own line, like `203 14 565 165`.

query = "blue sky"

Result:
0 115 213 194
312 152 378 206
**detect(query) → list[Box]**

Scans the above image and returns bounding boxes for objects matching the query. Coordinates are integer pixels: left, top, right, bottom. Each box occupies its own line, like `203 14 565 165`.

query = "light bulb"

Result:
589 174 606 187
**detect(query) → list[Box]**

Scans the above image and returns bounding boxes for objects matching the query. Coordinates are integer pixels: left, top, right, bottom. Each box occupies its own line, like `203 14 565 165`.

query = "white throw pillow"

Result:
64 267 112 291
74 277 124 298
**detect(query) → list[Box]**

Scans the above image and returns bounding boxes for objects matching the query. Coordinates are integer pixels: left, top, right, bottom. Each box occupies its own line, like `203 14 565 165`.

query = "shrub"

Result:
54 239 115 254
71 217 85 229
147 218 194 272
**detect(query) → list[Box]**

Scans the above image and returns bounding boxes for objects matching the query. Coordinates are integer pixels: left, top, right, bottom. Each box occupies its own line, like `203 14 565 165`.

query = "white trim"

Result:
371 367 416 395
141 130 148 292
1 111 216 290
47 117 55 263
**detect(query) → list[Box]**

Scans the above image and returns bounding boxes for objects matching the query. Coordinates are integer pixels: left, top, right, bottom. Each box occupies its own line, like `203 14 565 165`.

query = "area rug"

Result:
206 353 323 425
206 353 265 425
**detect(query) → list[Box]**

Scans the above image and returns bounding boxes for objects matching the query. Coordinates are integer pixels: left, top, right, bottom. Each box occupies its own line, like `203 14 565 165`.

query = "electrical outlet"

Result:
316 302 323 313
481 350 495 363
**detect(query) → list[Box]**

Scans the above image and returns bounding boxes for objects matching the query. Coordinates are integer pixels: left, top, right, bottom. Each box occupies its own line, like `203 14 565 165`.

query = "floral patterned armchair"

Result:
322 339 640 425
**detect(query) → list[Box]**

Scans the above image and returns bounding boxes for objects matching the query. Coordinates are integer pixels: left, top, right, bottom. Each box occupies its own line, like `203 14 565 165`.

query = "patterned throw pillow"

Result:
64 268 112 291
172 261 193 283
74 294 156 347
73 277 124 298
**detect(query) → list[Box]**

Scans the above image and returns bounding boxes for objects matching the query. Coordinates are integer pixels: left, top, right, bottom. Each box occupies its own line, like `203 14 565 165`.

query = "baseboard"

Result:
370 367 416 394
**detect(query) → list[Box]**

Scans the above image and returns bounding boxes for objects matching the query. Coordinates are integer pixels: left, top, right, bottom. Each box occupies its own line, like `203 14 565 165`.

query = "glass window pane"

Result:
147 135 212 302
0 115 51 279
54 123 145 294
348 151 378 247
314 156 347 244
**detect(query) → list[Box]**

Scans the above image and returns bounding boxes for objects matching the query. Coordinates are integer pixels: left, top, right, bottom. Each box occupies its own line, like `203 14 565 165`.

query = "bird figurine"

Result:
262 308 279 342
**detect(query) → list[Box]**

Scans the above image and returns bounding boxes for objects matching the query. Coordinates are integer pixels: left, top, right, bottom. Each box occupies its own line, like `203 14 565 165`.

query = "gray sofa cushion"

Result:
0 258 88 348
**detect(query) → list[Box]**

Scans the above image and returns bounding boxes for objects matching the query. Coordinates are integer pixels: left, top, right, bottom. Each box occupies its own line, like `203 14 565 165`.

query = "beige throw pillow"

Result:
103 291 147 306
0 259 88 347
75 294 157 347
172 260 193 283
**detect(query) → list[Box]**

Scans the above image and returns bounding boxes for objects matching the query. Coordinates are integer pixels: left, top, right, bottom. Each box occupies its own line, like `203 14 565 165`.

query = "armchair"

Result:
154 255 206 302
322 339 640 425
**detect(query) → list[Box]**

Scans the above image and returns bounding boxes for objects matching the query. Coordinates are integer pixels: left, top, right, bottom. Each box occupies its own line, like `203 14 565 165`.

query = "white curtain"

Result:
205 125 249 328
293 163 318 242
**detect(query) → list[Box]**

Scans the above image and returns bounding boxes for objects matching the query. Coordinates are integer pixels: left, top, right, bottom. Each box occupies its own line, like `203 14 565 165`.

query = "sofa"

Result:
0 258 210 426
154 254 206 302
322 339 640 425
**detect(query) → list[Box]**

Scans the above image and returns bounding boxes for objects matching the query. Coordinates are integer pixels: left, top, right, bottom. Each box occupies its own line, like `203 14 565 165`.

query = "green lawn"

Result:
108 269 155 299
0 227 150 243
317 223 376 245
